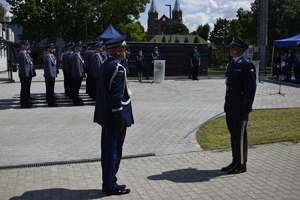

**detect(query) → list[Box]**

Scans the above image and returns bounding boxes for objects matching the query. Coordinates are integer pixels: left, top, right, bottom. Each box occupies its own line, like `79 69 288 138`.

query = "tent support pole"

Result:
271 46 274 77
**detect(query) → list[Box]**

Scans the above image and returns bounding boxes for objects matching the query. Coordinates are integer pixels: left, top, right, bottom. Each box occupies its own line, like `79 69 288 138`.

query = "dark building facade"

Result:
147 0 183 40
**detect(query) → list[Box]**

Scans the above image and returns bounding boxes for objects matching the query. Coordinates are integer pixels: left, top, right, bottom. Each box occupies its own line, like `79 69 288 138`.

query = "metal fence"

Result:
126 42 208 79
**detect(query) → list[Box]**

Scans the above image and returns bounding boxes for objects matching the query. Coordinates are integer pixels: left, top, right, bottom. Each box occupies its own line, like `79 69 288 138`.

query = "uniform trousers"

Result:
72 77 83 103
65 72 72 97
86 73 92 96
285 65 292 82
225 112 248 164
295 65 300 83
91 77 97 100
101 126 126 192
45 77 55 105
192 62 199 79
20 77 32 106
63 70 68 96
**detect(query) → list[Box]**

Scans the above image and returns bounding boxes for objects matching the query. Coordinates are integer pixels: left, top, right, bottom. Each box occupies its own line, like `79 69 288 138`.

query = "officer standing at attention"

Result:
90 42 103 101
190 46 201 80
18 40 34 108
62 42 74 97
43 43 57 107
222 36 256 174
71 41 85 105
85 42 93 98
94 35 134 196
121 48 130 75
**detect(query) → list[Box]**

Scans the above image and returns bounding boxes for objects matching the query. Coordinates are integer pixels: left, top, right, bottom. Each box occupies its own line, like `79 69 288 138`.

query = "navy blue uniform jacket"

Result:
224 56 256 114
94 56 134 128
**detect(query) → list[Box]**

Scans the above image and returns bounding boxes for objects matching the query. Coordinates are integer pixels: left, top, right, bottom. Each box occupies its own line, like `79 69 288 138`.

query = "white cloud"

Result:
181 0 253 31
140 0 254 33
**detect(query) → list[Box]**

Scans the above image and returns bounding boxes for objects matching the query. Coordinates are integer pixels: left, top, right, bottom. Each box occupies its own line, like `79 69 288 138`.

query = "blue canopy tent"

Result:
273 34 300 46
96 24 121 43
271 34 300 73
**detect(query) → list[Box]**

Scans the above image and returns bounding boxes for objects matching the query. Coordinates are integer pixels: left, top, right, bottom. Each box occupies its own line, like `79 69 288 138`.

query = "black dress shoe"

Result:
21 104 32 108
48 103 57 107
117 184 126 189
221 162 236 172
227 164 246 174
102 188 130 196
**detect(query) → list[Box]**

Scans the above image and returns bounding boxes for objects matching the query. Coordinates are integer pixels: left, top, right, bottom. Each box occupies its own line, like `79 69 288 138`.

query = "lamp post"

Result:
165 4 171 43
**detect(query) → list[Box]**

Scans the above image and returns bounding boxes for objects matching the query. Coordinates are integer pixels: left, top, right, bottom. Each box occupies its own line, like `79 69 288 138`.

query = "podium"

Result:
153 60 165 83
252 60 260 82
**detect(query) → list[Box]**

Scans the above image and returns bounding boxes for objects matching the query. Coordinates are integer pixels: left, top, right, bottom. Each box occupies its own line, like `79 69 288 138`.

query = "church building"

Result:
147 0 182 40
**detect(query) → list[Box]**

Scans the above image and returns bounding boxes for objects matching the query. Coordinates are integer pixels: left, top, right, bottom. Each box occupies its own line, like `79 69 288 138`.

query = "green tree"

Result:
162 35 166 42
209 18 231 45
184 36 189 43
193 35 200 43
196 23 210 41
175 36 180 43
6 0 150 45
119 21 146 42
208 45 221 68
236 7 257 45
163 21 189 35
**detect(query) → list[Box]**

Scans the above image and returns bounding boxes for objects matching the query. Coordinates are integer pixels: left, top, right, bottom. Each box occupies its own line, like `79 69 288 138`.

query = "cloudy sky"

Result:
139 0 255 32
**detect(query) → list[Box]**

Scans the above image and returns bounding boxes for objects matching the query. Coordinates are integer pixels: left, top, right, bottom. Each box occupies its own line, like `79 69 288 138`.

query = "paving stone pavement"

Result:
0 70 300 200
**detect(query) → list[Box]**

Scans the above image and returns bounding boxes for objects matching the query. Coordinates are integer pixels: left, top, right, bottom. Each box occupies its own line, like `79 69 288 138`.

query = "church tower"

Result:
172 0 182 23
147 0 159 38
147 0 183 41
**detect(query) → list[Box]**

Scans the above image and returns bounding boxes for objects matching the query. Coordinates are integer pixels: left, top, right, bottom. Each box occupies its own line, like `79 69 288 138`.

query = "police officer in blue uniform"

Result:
121 48 130 75
190 46 201 80
71 41 85 105
18 40 34 108
62 42 74 97
94 35 134 196
222 37 256 174
43 43 57 107
90 42 103 101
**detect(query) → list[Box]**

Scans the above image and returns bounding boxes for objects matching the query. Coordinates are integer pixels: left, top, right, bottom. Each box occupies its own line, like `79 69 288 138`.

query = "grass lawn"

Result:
196 108 300 151
207 68 272 77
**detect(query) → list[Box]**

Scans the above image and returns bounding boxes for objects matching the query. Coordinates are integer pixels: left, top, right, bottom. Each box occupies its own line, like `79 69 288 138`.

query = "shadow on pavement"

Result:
0 93 95 110
9 188 103 200
148 168 226 183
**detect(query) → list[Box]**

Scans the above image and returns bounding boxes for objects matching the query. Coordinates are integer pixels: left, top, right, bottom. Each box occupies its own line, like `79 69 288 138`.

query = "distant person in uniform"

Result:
18 40 35 108
91 42 104 101
190 46 201 80
151 46 161 67
136 50 145 82
62 42 74 97
43 43 57 107
293 53 300 83
121 48 130 75
285 49 295 82
273 52 282 80
71 41 85 105
222 36 256 174
94 35 134 196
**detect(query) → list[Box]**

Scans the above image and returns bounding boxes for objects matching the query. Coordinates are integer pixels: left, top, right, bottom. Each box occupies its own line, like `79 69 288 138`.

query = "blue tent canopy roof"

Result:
96 24 121 43
273 34 300 46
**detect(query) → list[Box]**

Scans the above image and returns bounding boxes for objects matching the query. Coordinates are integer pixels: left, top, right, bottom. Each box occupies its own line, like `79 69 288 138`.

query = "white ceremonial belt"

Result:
112 107 123 112
122 98 131 105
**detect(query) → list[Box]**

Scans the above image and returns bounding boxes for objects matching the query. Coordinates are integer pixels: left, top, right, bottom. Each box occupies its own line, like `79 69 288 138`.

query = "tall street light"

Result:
165 4 171 43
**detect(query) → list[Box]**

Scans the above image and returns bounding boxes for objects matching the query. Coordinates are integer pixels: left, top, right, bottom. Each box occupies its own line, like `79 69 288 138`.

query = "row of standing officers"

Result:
62 41 106 105
17 40 107 107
